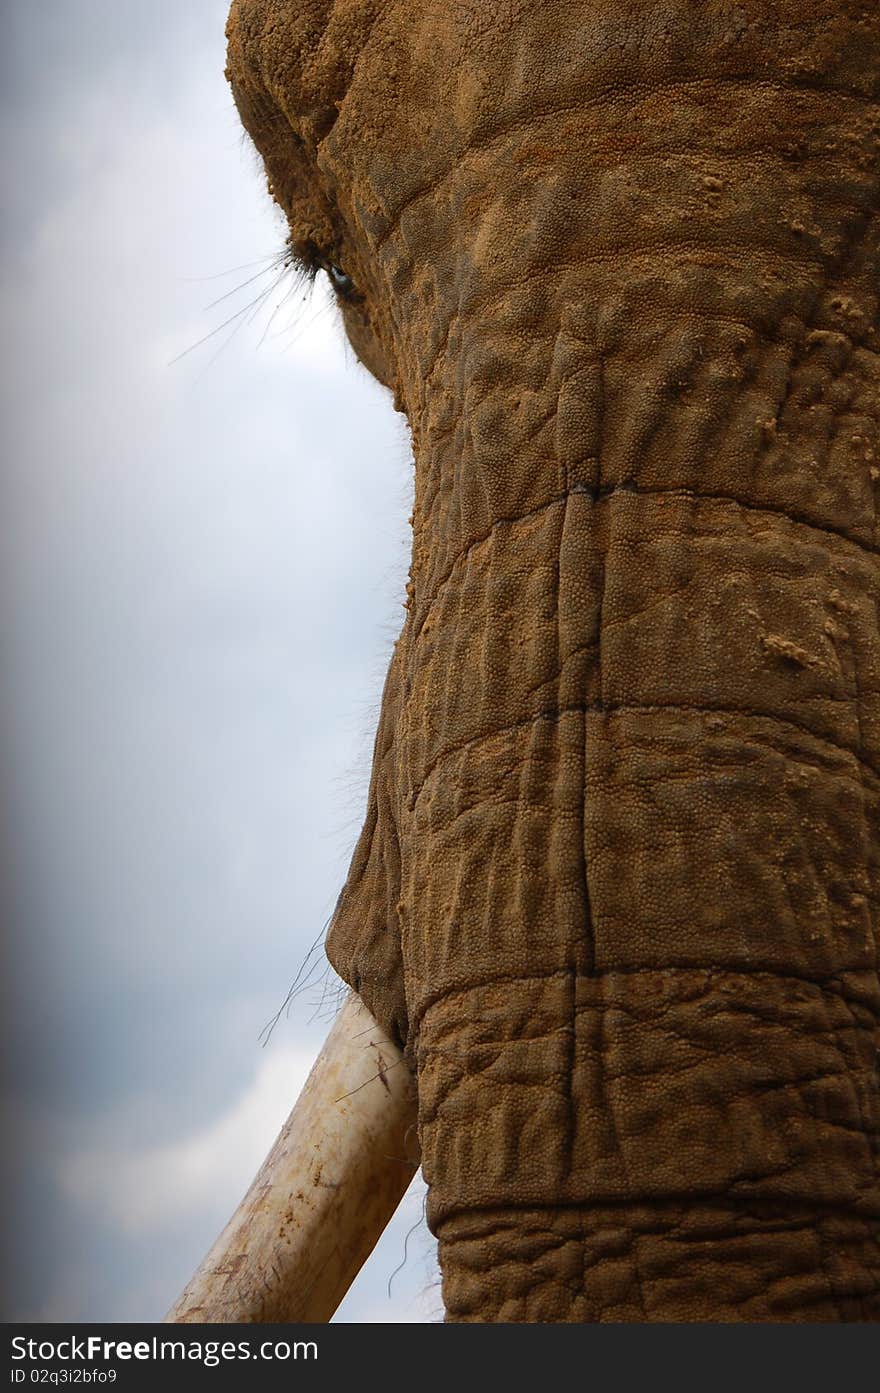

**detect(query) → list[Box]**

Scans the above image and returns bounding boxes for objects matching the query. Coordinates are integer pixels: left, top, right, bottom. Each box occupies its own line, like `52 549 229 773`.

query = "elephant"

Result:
171 0 880 1323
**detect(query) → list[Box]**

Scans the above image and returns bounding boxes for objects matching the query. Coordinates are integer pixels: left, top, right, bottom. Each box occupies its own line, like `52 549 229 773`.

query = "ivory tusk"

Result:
165 993 420 1323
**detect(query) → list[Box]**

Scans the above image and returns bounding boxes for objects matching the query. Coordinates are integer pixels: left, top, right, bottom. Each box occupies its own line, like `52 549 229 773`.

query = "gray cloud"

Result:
2 0 438 1322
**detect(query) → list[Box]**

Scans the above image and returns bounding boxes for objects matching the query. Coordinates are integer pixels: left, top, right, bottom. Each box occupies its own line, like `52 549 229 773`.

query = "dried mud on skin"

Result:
227 1 880 1320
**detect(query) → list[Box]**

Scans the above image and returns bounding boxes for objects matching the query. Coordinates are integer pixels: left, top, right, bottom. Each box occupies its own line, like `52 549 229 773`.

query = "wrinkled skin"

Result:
227 0 880 1320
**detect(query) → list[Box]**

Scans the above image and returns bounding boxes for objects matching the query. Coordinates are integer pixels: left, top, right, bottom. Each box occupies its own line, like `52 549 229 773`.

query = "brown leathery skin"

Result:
226 1 880 1319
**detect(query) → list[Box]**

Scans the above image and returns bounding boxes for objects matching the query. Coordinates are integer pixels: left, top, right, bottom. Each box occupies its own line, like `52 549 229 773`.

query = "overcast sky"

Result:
1 0 441 1322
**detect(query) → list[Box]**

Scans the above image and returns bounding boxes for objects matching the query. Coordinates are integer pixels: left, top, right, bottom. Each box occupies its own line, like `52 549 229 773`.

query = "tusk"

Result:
165 992 419 1323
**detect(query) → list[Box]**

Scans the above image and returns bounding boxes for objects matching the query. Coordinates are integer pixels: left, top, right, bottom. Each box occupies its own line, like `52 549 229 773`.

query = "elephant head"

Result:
172 0 880 1322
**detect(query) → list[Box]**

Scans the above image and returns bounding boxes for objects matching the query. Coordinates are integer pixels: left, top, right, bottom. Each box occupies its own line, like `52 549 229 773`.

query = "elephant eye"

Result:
327 263 354 296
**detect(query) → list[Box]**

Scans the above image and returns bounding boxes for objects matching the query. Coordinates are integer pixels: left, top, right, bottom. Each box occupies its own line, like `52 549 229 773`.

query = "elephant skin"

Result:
226 0 880 1321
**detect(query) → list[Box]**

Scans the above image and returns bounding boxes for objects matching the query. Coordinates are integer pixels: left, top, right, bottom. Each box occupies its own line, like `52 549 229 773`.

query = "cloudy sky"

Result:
1 0 441 1322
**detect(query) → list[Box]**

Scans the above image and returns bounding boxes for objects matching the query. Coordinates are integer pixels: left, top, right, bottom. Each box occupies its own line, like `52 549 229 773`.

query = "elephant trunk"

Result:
326 49 880 1320
222 0 880 1320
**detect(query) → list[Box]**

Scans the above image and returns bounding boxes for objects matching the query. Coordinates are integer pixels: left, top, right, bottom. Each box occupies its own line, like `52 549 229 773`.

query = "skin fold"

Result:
226 0 880 1320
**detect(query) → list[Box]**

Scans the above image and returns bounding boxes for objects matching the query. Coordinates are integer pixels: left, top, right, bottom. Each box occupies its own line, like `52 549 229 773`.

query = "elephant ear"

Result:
326 649 409 1055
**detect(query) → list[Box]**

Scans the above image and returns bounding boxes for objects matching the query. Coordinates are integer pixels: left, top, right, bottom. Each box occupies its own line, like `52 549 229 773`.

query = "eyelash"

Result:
292 237 357 300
